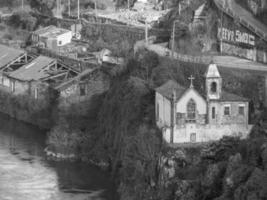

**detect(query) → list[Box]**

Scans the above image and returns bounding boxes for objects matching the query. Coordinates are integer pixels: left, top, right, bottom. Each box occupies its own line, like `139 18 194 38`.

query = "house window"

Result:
211 82 217 93
80 84 86 96
224 105 230 116
187 99 196 122
212 107 216 119
156 102 159 121
238 105 245 115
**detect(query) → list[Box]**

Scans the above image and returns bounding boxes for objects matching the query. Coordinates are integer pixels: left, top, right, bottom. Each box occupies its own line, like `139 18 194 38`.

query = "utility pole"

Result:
171 20 179 59
178 2 181 15
94 0 97 19
59 0 61 16
128 0 130 10
56 0 61 17
68 0 71 16
145 20 148 45
220 9 223 54
77 0 80 19
21 0 24 10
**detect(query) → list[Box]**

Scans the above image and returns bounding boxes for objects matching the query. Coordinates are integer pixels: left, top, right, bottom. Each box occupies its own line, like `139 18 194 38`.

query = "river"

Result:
0 114 118 200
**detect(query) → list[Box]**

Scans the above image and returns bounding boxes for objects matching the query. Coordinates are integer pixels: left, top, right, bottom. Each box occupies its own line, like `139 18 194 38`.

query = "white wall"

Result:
163 124 252 143
56 31 72 46
156 92 171 128
176 88 207 114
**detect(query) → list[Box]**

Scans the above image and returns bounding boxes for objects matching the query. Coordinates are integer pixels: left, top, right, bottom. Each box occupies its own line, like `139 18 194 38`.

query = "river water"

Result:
0 114 117 200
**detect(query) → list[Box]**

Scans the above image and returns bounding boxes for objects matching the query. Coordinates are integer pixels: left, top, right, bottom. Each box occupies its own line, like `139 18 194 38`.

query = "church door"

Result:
190 133 196 142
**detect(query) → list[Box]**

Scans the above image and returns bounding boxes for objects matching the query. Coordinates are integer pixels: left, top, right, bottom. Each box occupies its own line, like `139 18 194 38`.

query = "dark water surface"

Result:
0 114 117 200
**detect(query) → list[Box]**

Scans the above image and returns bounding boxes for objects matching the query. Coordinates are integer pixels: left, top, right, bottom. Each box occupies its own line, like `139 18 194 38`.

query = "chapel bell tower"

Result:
205 62 222 100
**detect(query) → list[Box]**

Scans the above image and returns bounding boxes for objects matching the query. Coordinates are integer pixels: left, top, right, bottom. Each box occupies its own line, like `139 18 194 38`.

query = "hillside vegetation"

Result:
46 49 266 199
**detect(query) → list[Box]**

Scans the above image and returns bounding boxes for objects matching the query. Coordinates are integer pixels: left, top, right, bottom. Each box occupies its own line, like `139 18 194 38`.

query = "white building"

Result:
32 25 72 49
155 63 252 144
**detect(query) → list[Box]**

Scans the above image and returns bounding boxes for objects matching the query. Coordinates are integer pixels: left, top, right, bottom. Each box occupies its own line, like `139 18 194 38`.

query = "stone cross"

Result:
188 75 195 88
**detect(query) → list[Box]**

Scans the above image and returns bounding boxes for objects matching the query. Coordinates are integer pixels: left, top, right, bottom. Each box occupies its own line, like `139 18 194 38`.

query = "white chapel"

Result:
155 63 252 143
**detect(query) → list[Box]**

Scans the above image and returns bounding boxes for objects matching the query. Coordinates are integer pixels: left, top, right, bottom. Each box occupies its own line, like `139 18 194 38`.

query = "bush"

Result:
8 11 37 31
2 33 13 40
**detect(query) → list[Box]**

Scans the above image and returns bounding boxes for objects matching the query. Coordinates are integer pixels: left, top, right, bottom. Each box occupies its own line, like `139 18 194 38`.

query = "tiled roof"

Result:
8 56 56 81
220 91 248 102
155 80 186 100
0 44 26 69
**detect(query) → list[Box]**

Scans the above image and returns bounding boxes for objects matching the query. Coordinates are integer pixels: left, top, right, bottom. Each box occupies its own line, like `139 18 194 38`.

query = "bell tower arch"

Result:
205 63 222 100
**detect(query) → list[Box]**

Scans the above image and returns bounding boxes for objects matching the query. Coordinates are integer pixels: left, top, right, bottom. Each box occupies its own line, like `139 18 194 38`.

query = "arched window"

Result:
187 99 196 121
211 82 217 93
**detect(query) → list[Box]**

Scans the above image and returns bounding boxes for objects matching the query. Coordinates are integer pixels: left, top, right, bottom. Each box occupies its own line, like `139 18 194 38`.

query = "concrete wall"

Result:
156 92 171 128
221 42 257 61
0 73 50 100
13 80 29 94
208 101 249 125
59 70 110 104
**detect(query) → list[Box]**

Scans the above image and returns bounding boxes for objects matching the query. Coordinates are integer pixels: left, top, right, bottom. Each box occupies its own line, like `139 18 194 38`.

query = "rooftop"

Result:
205 63 221 78
155 80 186 100
0 44 26 69
8 56 56 81
55 68 96 91
34 25 71 39
156 80 248 102
220 91 248 102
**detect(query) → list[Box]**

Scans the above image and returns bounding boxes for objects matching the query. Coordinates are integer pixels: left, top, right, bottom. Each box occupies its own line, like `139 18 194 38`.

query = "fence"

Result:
144 43 212 64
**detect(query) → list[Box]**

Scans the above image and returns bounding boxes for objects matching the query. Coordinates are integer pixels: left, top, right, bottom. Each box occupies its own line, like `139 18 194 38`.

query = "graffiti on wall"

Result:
218 27 256 46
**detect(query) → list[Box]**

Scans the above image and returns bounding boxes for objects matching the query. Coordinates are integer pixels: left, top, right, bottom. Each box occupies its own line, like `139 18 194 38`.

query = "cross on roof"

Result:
188 75 195 88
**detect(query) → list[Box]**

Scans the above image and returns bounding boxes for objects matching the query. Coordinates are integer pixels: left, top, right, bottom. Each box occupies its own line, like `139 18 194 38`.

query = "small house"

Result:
3 55 57 98
32 26 72 50
56 68 110 103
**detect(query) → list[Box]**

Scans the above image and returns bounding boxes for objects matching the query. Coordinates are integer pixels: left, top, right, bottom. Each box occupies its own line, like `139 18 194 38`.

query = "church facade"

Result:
155 63 251 143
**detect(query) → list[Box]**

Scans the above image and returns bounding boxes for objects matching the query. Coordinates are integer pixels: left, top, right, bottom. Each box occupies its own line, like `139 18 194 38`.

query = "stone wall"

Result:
163 123 253 143
59 70 110 104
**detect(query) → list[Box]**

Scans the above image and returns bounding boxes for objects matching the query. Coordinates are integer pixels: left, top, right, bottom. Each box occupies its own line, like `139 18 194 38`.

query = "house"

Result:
1 55 57 98
32 25 72 50
55 68 110 103
155 63 251 144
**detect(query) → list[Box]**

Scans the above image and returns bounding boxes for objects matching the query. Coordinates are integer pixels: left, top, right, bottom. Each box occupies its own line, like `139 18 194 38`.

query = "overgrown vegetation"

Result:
0 87 58 129
45 49 265 199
